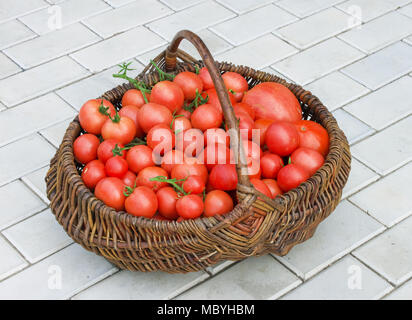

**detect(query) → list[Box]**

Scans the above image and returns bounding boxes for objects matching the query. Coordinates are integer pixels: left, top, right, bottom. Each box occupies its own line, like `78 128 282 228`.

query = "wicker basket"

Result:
45 30 351 273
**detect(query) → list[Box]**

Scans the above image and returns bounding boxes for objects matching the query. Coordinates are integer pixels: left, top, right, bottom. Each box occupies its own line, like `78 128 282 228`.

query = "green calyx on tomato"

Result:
150 175 189 196
112 138 147 157
113 62 150 104
183 89 209 112
123 180 137 197
170 110 185 130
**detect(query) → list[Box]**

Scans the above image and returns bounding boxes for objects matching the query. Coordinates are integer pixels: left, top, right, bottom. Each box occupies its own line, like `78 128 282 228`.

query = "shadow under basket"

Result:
45 30 351 273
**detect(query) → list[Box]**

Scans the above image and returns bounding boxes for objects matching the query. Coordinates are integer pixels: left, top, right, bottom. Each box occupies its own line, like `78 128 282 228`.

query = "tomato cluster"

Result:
73 62 329 221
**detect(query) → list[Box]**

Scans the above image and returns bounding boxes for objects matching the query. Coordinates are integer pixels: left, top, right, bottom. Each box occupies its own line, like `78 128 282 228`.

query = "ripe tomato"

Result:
242 82 302 123
121 89 150 108
138 103 173 133
242 140 263 163
73 133 100 164
204 190 234 217
176 194 204 219
176 108 191 119
161 149 185 173
204 128 230 147
126 145 155 173
171 116 192 133
119 105 144 138
222 72 248 102
150 80 184 113
202 88 236 114
198 67 214 90
294 120 329 157
95 177 125 211
147 124 175 156
171 159 208 184
173 71 203 100
101 116 136 145
79 99 116 135
262 179 283 199
260 153 284 179
235 110 254 140
81 159 106 189
120 170 136 188
290 147 324 176
136 166 168 192
156 187 179 219
175 128 204 157
125 186 158 218
105 156 128 178
247 158 261 180
254 118 274 146
209 164 238 191
233 102 255 120
200 143 232 171
265 122 300 156
277 164 310 192
191 104 223 132
250 178 272 198
182 175 205 194
97 139 126 164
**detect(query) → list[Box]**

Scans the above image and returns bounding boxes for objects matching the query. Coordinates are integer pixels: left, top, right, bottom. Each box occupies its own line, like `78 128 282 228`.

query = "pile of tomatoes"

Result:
73 62 329 221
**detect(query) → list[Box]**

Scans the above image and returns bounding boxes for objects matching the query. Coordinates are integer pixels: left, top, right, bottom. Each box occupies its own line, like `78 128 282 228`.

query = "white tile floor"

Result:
0 0 411 300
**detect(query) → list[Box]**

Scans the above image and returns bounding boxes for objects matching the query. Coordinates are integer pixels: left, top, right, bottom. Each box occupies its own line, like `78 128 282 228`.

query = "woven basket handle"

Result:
165 30 251 187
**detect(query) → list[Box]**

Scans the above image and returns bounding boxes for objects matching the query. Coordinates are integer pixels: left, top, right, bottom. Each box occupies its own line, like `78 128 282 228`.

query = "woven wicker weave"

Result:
45 30 351 273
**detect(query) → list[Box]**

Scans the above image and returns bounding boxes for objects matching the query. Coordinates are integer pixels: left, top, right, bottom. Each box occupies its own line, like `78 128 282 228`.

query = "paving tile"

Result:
351 116 412 175
147 0 236 41
332 109 375 145
0 0 48 23
305 71 369 111
216 34 298 70
0 134 56 187
342 158 379 199
4 23 101 69
103 0 136 7
0 102 5 112
385 278 412 299
3 209 73 263
275 8 350 49
73 269 209 300
386 0 412 6
0 180 46 230
0 236 28 281
205 260 236 275
336 0 398 22
176 255 301 300
344 76 412 130
405 35 412 44
339 12 412 54
275 200 385 280
276 0 345 18
260 66 295 83
0 56 89 107
71 27 165 73
282 255 392 299
216 0 273 14
159 0 206 11
39 119 72 148
350 162 412 227
21 166 50 204
0 243 117 299
19 0 111 35
273 37 365 85
56 63 142 110
84 0 172 38
399 3 412 17
341 41 412 90
0 52 21 80
0 93 75 147
210 5 297 46
0 20 36 50
353 215 412 285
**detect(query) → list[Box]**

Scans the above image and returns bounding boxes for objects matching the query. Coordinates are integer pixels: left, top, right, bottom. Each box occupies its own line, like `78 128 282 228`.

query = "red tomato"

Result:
182 175 205 194
119 105 144 138
101 116 136 145
209 164 238 191
204 190 234 217
265 122 300 156
204 128 230 147
294 120 329 157
125 186 158 218
97 139 126 164
290 147 324 176
136 166 168 192
176 195 204 219
254 118 274 146
277 164 310 192
202 88 236 114
120 171 136 188
175 128 204 157
198 67 214 90
233 102 255 120
243 140 263 163
121 89 150 108
173 71 203 100
79 99 116 135
200 143 232 171
250 178 272 198
260 153 284 179
247 159 261 180
126 145 155 173
81 159 106 189
156 187 179 219
147 124 175 156
191 104 223 132
105 156 128 178
73 134 100 164
235 110 254 140
176 108 191 119
171 116 192 133
222 72 248 102
94 177 125 211
150 81 184 113
242 82 302 123
262 179 283 199
138 103 173 133
171 159 208 184
161 149 185 174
